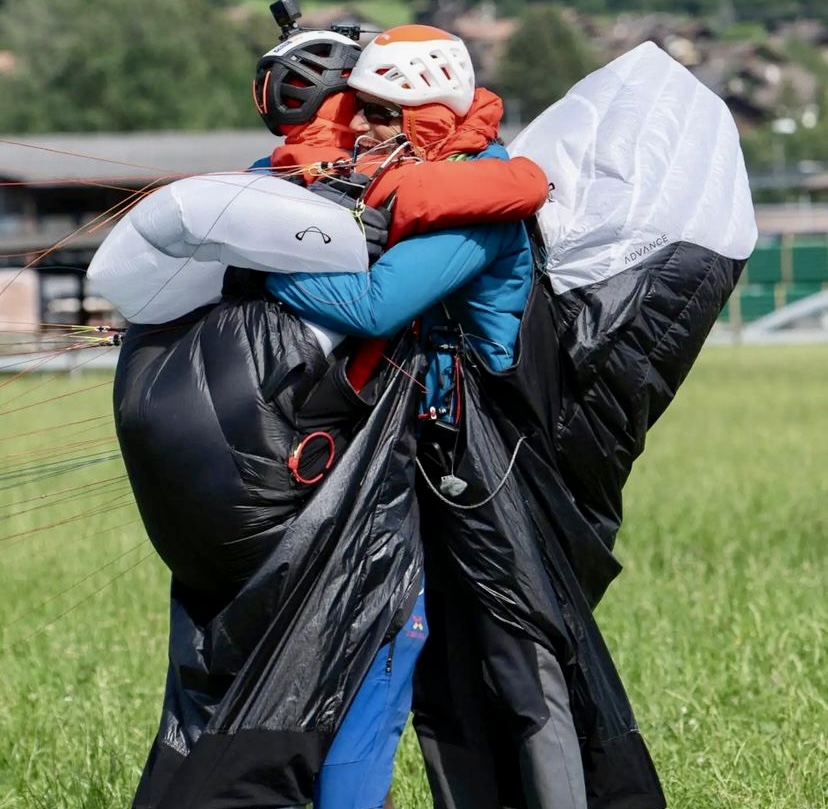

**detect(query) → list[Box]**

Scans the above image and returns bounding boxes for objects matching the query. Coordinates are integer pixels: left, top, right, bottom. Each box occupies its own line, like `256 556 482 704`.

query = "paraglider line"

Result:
0 339 100 385
0 475 128 518
0 340 114 379
87 179 173 234
415 435 527 510
3 548 155 650
1 434 118 467
0 445 119 482
0 453 121 492
0 414 111 443
0 378 113 417
377 352 426 393
1 539 149 631
0 138 181 176
0 491 133 545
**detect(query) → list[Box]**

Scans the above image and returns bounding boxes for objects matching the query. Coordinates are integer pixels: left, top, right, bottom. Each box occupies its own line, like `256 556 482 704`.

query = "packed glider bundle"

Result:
412 42 756 809
86 171 368 350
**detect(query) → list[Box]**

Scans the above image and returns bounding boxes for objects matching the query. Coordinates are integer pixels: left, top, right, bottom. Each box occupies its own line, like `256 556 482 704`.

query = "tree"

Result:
497 5 598 124
0 0 266 133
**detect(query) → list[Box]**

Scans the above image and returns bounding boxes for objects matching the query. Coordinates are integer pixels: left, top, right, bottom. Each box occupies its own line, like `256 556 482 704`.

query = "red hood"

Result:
270 92 357 182
358 88 504 209
403 87 503 160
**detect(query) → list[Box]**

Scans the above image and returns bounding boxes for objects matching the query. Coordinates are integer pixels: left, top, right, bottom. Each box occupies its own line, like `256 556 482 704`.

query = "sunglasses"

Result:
356 98 403 126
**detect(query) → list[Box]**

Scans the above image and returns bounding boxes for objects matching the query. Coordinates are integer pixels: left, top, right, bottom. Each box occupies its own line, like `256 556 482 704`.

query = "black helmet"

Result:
253 30 361 136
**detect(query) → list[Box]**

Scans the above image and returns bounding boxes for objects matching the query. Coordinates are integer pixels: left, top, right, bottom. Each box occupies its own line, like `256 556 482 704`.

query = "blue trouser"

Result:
301 589 428 809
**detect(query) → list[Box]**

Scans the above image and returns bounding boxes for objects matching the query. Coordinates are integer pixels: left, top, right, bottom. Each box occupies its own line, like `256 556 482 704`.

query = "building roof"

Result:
754 204 828 236
5 130 822 245
0 126 529 186
0 130 281 184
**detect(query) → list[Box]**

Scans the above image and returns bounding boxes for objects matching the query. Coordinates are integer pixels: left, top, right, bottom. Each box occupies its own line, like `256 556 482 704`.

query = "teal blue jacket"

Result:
265 144 535 423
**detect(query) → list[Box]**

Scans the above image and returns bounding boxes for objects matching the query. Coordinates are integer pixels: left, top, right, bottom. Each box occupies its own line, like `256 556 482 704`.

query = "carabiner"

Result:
288 431 336 485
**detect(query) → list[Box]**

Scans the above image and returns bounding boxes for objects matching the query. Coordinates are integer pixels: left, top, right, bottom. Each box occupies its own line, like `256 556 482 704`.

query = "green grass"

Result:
594 345 828 809
1 345 826 808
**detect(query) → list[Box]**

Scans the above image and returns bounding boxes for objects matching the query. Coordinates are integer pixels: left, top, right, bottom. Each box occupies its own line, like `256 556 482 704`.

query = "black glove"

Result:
309 174 391 264
282 172 307 186
309 172 371 203
221 266 268 298
357 203 392 265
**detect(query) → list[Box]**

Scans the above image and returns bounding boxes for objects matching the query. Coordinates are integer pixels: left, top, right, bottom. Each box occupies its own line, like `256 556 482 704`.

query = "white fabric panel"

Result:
303 321 344 355
87 172 368 325
509 41 757 293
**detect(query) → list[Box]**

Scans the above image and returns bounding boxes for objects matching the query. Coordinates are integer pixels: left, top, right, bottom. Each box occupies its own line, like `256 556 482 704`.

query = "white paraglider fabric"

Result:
87 172 369 325
509 41 757 294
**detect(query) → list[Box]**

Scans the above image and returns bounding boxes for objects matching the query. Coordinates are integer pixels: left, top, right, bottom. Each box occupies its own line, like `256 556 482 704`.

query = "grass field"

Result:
0 344 825 808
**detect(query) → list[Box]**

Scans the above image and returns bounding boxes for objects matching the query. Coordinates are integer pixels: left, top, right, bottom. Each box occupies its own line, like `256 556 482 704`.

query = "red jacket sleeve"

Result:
364 156 549 247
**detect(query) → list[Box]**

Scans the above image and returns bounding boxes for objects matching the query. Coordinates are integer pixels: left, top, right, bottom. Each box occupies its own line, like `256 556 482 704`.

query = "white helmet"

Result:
347 25 475 116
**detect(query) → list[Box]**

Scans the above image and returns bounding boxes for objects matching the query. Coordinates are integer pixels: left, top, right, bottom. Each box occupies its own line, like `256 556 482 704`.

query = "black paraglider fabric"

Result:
118 239 742 808
411 242 743 809
116 299 425 808
555 242 745 563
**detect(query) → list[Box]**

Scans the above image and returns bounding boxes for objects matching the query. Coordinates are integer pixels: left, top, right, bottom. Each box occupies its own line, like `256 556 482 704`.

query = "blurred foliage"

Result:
718 22 769 42
0 0 827 193
304 0 412 28
0 0 276 133
361 0 828 25
485 0 828 24
497 5 598 122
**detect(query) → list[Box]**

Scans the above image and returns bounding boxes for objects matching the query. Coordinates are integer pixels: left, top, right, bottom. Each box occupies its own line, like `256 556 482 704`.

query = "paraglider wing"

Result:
509 40 757 551
87 172 369 324
413 42 755 809
416 282 666 809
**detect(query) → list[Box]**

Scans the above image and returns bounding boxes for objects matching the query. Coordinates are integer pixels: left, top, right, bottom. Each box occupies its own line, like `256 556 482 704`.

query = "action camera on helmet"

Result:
270 0 302 40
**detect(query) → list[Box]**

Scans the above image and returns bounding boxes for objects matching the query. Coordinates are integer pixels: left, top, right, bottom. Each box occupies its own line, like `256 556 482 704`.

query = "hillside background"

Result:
1 0 827 198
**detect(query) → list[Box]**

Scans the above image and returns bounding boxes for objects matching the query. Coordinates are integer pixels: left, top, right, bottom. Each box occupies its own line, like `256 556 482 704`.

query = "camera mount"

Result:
269 0 370 43
269 0 302 40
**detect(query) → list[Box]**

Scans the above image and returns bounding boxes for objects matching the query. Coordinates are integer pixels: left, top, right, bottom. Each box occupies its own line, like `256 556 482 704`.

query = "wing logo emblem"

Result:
295 226 331 244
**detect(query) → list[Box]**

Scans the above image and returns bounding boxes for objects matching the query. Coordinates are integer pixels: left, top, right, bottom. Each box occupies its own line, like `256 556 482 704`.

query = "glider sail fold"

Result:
509 40 757 553
510 40 756 293
119 303 424 808
87 173 369 325
411 42 755 808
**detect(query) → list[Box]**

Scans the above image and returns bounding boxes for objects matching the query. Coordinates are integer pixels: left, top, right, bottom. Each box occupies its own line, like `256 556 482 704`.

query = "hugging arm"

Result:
265 222 527 337
386 154 548 244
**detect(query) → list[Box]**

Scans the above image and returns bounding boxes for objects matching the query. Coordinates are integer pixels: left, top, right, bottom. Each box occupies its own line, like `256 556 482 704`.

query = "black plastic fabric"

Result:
412 242 744 808
555 241 745 564
115 298 425 807
117 241 742 808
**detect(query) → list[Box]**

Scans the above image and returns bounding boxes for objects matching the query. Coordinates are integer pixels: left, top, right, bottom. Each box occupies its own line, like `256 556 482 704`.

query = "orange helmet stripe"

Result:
374 25 455 45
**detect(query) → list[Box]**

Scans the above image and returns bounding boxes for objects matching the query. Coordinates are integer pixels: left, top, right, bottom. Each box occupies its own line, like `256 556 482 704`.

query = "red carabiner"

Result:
288 431 336 485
